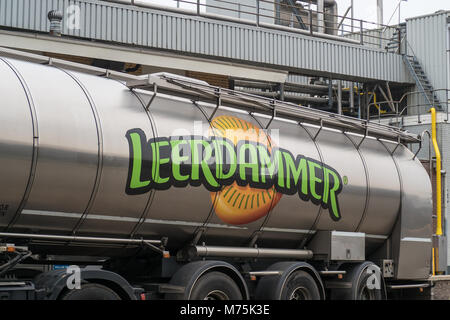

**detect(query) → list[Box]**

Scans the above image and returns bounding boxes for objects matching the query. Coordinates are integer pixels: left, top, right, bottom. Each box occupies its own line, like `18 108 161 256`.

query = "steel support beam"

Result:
0 30 288 83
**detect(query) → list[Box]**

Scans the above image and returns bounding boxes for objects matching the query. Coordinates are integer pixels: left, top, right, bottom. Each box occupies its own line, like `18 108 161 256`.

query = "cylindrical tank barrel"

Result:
0 57 432 256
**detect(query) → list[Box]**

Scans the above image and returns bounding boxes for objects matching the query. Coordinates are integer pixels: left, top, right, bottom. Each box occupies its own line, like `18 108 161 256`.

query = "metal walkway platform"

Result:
0 0 414 85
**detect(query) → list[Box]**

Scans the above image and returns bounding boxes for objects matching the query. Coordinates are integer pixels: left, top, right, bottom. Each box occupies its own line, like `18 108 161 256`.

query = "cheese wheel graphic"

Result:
210 115 282 225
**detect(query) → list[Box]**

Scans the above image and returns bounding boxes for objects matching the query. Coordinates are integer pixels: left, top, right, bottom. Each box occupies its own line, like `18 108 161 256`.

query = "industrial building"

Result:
0 0 449 299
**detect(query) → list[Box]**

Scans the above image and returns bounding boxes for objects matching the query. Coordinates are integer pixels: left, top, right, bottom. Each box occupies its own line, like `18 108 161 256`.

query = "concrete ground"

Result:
430 275 450 300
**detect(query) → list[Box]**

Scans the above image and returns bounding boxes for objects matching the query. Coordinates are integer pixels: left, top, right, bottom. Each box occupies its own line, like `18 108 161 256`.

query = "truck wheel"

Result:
354 267 383 300
189 271 243 300
280 270 321 300
331 262 383 300
60 283 121 300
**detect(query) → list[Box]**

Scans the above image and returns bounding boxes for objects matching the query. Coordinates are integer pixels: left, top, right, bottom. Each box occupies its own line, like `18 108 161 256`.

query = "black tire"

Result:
330 262 383 300
60 283 121 300
189 271 243 300
354 268 383 300
280 270 321 300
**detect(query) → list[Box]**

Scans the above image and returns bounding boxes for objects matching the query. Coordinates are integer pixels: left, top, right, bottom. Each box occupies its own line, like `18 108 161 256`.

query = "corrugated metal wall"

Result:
0 0 413 84
407 12 449 111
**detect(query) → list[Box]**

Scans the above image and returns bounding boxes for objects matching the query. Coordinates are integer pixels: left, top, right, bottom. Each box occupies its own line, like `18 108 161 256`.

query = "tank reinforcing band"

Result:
0 57 39 231
53 66 105 238
127 89 159 239
0 47 420 146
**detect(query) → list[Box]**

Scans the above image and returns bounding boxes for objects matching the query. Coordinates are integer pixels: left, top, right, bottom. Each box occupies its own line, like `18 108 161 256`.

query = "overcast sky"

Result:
143 0 450 26
337 0 450 25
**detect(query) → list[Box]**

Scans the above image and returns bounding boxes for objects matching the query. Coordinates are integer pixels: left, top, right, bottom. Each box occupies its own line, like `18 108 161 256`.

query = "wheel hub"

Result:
204 290 230 300
289 287 311 300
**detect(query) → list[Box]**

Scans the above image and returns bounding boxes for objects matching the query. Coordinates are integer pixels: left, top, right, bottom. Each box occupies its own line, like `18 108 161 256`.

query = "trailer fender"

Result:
255 261 325 300
33 268 138 300
166 260 249 300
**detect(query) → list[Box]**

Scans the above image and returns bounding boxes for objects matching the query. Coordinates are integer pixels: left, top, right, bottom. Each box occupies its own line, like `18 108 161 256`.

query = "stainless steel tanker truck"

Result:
0 48 433 300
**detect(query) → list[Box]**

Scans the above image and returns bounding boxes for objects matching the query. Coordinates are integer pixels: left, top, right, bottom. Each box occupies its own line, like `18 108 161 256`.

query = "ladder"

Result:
385 23 406 54
403 54 442 110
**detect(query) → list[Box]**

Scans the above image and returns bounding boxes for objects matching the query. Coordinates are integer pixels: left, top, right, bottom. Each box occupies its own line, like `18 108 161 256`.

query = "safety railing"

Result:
366 89 450 126
106 0 400 49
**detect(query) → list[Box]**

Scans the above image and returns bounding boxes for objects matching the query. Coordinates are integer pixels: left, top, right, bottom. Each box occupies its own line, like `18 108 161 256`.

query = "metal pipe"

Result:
279 83 285 101
284 82 330 94
317 0 325 34
328 78 333 110
337 80 342 115
234 80 341 95
377 0 383 28
351 0 354 32
360 20 364 45
0 232 161 245
387 283 431 290
236 89 329 104
338 6 352 32
431 108 443 236
377 0 383 48
349 83 355 114
357 84 362 118
319 270 346 275
256 0 260 26
413 130 431 167
284 94 330 105
234 80 277 90
236 80 353 98
192 245 314 259
329 1 339 36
